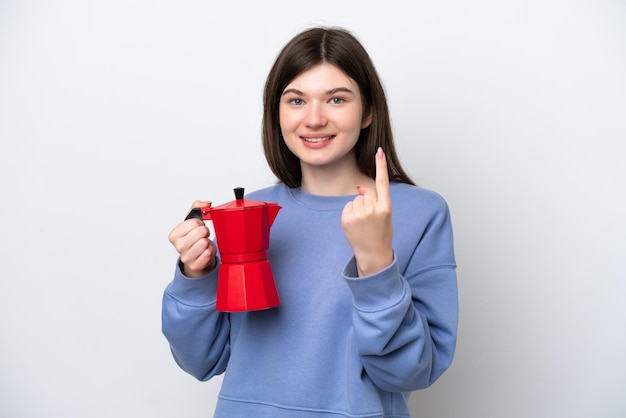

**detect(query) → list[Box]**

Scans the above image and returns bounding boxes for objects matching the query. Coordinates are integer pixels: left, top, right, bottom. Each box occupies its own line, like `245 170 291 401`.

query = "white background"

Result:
1 1 624 417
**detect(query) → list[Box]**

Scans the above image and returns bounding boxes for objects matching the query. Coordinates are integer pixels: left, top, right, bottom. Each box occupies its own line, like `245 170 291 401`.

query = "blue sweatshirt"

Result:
162 182 458 417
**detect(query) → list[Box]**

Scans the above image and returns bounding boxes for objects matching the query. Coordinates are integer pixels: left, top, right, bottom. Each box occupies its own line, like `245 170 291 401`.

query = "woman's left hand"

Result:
341 147 394 277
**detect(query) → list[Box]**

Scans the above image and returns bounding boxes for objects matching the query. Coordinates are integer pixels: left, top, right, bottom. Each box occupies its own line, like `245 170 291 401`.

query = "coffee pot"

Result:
186 187 281 312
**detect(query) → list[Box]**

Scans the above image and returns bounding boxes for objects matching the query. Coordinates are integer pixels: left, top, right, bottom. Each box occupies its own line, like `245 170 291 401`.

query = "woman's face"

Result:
279 63 372 173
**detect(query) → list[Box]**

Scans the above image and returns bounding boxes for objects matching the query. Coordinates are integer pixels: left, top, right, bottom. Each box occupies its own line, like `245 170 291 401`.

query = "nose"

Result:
304 103 327 128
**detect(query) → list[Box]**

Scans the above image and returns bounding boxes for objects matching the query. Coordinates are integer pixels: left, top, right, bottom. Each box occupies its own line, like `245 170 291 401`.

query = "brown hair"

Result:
262 26 415 188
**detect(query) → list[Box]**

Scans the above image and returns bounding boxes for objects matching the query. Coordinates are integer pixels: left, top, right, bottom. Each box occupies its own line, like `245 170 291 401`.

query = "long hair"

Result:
262 27 415 188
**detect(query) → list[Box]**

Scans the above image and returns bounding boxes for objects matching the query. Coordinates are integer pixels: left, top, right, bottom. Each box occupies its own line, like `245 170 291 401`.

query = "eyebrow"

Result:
282 87 355 96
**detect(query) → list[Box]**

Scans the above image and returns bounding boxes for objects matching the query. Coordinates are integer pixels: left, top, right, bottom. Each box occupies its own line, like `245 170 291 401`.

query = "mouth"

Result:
302 135 334 143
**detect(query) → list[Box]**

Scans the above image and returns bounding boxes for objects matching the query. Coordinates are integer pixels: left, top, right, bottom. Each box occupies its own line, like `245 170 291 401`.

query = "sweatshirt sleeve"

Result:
343 194 458 392
161 261 231 381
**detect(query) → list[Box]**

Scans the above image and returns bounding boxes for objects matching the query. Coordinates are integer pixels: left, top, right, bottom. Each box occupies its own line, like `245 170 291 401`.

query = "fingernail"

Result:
377 147 384 158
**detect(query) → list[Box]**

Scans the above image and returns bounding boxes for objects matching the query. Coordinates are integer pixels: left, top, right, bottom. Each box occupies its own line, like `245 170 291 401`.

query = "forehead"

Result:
284 63 359 93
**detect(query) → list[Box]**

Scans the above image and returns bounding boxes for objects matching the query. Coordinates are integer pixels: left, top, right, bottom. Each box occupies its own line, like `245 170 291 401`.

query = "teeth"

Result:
303 136 331 143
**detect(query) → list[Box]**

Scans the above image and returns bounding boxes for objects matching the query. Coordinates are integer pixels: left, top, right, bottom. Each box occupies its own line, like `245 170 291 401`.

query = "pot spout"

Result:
267 203 282 226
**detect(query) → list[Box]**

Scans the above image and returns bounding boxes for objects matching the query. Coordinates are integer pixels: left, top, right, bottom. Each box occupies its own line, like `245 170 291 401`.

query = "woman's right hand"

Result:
168 200 218 278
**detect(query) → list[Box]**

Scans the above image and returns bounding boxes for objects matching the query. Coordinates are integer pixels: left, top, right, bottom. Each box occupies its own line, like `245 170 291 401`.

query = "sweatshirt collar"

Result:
286 186 357 211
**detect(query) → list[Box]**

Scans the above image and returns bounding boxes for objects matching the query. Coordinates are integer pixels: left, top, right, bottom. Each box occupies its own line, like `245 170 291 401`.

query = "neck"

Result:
300 162 374 196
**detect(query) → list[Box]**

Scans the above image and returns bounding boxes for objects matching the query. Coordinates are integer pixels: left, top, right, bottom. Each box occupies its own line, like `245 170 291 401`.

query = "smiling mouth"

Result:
302 136 334 143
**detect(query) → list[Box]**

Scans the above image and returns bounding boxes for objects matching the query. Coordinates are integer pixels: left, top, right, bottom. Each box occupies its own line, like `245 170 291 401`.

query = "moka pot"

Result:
186 187 281 312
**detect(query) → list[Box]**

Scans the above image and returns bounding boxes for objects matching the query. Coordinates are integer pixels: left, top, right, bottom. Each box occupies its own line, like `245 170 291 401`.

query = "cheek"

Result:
343 108 367 132
360 110 373 129
279 112 301 137
278 107 292 130
278 114 293 144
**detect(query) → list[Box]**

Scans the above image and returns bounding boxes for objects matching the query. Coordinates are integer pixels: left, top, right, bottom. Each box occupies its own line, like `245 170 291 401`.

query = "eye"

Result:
330 97 345 104
289 98 304 106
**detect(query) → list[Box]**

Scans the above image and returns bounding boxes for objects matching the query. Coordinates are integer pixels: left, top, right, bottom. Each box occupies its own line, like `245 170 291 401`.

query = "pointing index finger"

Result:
375 147 391 206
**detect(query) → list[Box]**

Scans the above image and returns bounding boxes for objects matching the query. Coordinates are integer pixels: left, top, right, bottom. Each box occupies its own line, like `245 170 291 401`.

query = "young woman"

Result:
162 27 458 417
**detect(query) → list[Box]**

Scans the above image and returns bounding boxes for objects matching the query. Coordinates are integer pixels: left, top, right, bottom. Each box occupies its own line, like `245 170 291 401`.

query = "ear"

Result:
361 108 373 129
